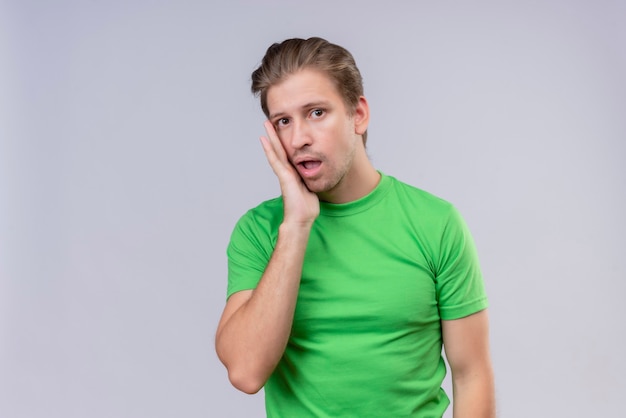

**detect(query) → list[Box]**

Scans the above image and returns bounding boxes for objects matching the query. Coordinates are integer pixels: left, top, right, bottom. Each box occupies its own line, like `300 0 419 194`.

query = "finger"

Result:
259 136 279 171
263 120 289 162
260 136 292 179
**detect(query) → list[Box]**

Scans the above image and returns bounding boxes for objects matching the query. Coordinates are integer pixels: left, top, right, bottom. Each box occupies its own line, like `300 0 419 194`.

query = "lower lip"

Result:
298 162 322 178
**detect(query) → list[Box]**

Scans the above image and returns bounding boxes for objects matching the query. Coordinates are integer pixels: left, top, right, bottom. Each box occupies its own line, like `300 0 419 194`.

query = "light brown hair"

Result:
251 37 368 144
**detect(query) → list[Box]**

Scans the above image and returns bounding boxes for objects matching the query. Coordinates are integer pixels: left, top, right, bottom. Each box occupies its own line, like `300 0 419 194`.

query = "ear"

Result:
353 96 370 136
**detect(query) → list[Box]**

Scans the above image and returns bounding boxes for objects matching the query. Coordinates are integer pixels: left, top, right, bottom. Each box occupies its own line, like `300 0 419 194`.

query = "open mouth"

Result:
299 160 321 170
296 159 322 177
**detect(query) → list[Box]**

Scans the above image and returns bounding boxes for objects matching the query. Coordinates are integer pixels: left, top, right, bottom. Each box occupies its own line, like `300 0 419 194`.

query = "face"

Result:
266 68 369 202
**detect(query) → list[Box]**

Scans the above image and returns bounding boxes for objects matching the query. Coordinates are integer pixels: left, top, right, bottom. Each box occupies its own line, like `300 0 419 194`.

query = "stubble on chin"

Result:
300 177 323 194
302 170 345 197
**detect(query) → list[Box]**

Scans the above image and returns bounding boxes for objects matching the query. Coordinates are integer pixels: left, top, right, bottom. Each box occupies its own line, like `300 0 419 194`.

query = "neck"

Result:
318 149 380 204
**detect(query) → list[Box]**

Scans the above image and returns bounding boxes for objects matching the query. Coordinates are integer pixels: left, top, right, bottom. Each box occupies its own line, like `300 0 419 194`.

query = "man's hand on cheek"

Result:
260 121 319 227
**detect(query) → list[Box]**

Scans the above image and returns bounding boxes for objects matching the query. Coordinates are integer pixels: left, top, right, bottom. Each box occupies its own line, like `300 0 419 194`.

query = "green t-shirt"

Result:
227 173 488 417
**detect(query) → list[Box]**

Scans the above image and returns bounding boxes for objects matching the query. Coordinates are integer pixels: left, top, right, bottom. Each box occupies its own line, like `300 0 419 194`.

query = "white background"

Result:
1 1 624 417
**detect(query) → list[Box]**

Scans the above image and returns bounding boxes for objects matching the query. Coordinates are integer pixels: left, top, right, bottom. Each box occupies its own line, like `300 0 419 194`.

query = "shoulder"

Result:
230 196 284 244
238 196 284 224
385 174 456 219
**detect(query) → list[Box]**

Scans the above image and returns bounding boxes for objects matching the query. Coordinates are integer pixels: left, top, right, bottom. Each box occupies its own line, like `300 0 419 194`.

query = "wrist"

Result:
279 220 314 236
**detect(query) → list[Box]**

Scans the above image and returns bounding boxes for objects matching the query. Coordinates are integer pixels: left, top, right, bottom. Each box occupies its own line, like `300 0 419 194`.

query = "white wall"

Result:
1 1 624 417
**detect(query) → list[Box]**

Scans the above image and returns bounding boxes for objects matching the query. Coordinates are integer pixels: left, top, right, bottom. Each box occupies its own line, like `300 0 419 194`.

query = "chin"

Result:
305 178 339 195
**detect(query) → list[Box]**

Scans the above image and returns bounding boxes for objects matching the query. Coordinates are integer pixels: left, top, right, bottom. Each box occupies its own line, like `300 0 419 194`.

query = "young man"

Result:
216 37 495 417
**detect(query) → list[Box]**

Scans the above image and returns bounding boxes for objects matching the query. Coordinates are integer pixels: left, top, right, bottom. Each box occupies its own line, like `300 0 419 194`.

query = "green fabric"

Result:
227 173 488 417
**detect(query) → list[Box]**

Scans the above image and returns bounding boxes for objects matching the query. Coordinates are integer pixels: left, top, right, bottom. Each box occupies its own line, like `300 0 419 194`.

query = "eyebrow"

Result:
269 101 331 120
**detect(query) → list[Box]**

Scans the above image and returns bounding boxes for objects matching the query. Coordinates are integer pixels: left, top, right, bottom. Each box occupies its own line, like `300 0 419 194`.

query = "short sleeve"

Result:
226 208 278 299
434 207 488 320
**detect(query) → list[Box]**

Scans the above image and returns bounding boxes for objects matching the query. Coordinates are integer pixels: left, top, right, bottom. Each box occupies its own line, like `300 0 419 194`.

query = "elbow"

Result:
228 367 265 394
216 350 265 394
215 336 270 394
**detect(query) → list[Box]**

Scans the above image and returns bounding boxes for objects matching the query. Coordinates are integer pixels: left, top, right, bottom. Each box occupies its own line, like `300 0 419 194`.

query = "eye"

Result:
275 118 290 128
310 109 325 119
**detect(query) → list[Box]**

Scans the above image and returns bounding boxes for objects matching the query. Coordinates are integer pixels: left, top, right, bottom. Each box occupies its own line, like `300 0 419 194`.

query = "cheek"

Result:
276 132 292 151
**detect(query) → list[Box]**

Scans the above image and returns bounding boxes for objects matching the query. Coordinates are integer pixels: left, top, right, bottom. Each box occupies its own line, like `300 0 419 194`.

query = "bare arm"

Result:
215 121 319 394
442 309 496 418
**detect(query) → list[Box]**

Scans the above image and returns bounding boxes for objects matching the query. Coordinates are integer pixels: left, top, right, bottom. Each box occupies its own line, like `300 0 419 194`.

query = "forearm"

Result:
452 366 495 418
216 222 311 393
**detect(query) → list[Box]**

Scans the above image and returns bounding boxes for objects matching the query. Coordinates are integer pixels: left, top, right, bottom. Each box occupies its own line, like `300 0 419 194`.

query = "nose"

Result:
290 119 312 149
